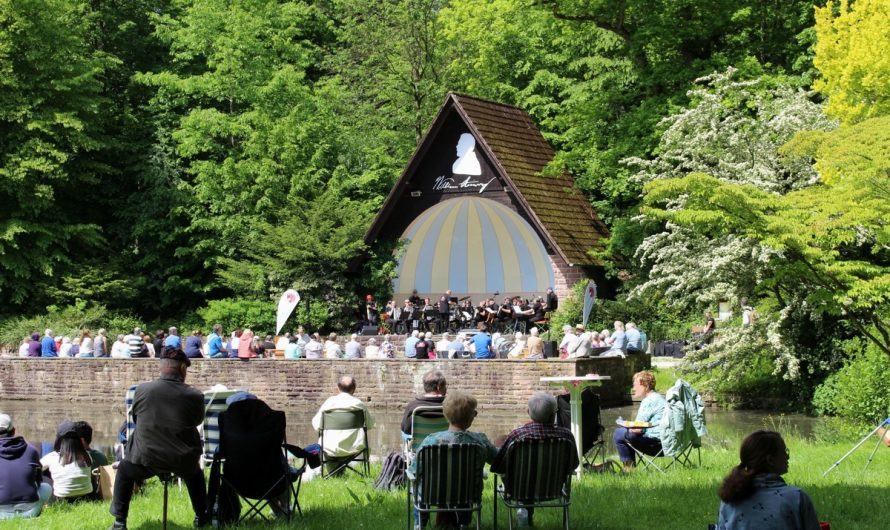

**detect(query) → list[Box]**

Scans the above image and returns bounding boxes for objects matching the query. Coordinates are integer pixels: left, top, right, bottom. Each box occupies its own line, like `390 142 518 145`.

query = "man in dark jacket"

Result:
109 348 208 530
0 413 52 520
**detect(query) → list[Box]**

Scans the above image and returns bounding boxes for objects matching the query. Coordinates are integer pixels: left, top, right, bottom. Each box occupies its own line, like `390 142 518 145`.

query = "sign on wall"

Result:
428 132 500 194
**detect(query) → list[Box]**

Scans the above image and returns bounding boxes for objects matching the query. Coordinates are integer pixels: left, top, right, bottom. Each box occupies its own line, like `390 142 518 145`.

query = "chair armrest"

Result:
283 443 310 459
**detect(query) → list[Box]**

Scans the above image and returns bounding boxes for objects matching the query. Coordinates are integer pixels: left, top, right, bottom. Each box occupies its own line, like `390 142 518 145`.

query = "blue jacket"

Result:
717 474 820 530
0 435 41 504
40 336 57 357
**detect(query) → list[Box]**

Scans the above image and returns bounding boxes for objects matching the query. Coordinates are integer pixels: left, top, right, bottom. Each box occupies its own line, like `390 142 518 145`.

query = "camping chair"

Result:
319 409 371 478
556 389 605 468
627 379 707 473
493 438 575 530
202 387 243 467
404 406 448 467
407 443 486 530
212 398 308 523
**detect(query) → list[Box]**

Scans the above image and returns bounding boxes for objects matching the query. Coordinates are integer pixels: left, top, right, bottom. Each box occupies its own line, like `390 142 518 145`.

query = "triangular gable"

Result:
364 92 608 266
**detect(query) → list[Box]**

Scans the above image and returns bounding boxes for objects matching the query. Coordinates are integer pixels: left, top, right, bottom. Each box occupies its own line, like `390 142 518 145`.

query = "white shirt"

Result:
305 339 322 359
40 452 93 498
79 337 93 355
275 337 290 350
311 393 375 457
18 342 28 357
365 345 381 359
111 341 131 358
324 340 343 359
436 339 451 353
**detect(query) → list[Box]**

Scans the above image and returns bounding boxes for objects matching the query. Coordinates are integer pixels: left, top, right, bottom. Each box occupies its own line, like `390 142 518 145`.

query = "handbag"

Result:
96 464 117 500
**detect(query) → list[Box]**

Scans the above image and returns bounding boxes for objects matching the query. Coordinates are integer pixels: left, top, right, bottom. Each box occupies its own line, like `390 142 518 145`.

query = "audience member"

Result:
604 321 627 357
404 330 421 359
229 329 241 359
111 335 130 358
364 338 380 359
94 329 108 358
400 370 447 435
261 335 276 354
41 422 94 501
558 325 578 357
344 334 363 359
324 333 343 359
18 336 29 357
27 332 41 358
163 327 181 349
59 337 73 357
311 376 375 472
716 431 820 530
237 329 256 359
381 334 395 359
472 324 494 359
411 391 496 528
526 328 543 359
275 333 291 351
284 335 302 359
152 330 165 358
78 330 93 358
491 392 579 526
613 370 666 471
109 348 207 530
41 329 58 358
0 413 52 520
72 421 107 470
626 322 642 351
207 324 226 359
436 333 451 354
305 333 323 359
126 328 147 358
184 330 204 359
447 333 466 358
508 331 526 358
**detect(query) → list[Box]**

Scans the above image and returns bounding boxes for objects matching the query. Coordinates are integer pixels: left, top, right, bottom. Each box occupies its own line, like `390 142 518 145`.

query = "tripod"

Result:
822 417 890 477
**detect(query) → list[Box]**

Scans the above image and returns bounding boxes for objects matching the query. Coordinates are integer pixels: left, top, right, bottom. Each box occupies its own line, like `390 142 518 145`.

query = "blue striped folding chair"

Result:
407 443 485 530
202 388 243 467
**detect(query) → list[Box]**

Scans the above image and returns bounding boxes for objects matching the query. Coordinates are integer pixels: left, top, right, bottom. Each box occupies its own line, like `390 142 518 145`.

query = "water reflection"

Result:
0 399 822 460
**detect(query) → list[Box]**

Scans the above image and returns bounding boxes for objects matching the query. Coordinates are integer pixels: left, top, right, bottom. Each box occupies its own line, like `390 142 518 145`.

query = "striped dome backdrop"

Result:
394 196 554 296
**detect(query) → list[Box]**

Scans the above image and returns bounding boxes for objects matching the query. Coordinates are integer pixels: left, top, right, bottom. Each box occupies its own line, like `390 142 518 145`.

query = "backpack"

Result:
373 450 406 490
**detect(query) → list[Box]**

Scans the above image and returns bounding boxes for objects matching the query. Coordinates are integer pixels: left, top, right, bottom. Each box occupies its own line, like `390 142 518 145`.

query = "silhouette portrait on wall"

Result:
452 133 482 176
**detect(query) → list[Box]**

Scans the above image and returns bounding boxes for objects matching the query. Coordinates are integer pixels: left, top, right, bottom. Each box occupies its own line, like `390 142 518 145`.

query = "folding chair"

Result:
319 409 371 478
213 398 308 522
493 438 574 530
407 443 485 530
202 387 243 466
404 406 448 469
556 389 605 468
627 379 707 473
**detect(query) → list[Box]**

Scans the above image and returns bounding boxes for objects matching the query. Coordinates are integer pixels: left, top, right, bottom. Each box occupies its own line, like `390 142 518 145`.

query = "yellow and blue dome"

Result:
395 196 554 296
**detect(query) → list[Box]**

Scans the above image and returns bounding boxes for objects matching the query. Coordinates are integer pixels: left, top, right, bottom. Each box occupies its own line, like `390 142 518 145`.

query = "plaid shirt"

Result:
490 422 579 474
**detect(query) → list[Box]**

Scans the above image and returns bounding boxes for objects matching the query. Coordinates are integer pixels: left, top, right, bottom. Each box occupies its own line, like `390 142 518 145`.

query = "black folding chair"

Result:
407 443 485 530
493 438 575 530
212 399 308 523
319 409 371 478
556 389 605 467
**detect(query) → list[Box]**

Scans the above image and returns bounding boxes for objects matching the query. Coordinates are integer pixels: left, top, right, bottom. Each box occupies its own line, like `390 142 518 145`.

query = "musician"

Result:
545 287 558 312
484 298 499 325
438 290 452 320
408 289 423 307
530 297 546 322
422 298 436 331
383 300 398 332
497 296 514 328
365 294 378 326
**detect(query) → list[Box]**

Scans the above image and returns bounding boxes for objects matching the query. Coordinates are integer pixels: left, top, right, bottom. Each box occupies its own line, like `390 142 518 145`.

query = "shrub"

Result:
198 298 277 334
0 302 142 350
813 339 890 426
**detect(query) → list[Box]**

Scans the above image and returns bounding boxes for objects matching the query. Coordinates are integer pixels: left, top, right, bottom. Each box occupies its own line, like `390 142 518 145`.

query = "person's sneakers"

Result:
108 520 127 530
194 515 211 528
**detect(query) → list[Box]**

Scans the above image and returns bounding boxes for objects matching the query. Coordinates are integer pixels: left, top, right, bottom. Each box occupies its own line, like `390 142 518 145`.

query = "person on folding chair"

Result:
400 370 447 438
613 370 666 471
491 392 578 527
108 347 208 530
410 391 496 529
311 376 374 476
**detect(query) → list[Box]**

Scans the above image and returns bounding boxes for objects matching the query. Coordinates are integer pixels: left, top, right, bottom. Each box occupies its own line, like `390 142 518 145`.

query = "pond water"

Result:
0 399 824 460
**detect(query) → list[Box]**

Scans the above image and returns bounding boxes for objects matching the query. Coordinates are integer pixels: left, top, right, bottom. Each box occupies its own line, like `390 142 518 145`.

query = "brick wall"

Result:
0 355 649 411
550 254 587 301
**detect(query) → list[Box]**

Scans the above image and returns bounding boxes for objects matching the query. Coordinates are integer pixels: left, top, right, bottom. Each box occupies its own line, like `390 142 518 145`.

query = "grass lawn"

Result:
2 432 888 530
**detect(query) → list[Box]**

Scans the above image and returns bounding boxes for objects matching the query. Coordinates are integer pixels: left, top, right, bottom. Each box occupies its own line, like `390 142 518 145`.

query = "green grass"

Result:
3 435 888 529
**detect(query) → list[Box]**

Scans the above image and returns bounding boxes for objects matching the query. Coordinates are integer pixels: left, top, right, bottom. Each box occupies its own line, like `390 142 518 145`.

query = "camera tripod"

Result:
822 416 890 477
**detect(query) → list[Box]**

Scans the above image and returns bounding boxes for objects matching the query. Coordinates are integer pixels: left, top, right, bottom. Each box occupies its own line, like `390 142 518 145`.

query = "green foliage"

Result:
0 302 141 348
197 298 275 335
813 340 890 426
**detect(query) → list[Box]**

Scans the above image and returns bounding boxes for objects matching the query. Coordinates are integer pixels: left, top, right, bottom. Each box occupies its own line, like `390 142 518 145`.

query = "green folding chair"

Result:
407 443 485 530
493 438 574 530
319 409 370 478
405 406 448 455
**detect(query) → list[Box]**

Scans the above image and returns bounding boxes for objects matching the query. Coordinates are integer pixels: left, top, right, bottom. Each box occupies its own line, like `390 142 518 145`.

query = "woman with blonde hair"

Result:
613 370 666 470
716 431 820 529
78 329 93 358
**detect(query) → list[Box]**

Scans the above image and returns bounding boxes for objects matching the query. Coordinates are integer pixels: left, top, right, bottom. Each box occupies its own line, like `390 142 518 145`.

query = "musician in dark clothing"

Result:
545 287 558 312
530 297 546 322
408 289 423 307
365 294 379 325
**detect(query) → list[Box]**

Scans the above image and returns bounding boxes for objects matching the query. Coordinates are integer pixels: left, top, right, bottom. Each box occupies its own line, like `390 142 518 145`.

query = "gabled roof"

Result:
365 92 609 266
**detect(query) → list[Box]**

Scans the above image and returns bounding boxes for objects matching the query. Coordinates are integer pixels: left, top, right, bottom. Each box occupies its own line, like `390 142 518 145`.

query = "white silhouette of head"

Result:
452 133 481 176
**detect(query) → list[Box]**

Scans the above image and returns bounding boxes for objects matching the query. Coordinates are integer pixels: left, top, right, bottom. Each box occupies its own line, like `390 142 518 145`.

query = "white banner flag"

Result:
582 281 597 327
275 289 300 335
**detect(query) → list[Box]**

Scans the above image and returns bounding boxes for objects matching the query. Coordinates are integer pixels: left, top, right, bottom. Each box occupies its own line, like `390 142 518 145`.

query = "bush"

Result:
198 298 277 334
0 302 142 349
813 339 890 426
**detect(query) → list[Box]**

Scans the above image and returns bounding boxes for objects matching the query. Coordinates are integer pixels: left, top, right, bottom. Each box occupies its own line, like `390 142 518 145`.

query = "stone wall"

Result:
0 355 649 411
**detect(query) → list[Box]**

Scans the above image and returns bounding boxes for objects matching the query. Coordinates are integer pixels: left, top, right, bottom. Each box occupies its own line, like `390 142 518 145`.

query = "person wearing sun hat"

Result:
108 347 208 530
0 413 52 520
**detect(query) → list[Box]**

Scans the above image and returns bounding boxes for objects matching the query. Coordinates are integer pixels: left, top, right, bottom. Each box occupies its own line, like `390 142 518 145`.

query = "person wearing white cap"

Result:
0 413 52 520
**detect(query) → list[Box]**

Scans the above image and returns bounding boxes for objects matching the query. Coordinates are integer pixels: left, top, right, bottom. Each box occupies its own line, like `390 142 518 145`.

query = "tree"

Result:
814 0 890 124
0 0 114 307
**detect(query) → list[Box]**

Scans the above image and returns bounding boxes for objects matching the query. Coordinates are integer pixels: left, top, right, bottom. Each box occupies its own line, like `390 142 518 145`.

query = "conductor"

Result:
109 347 208 529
